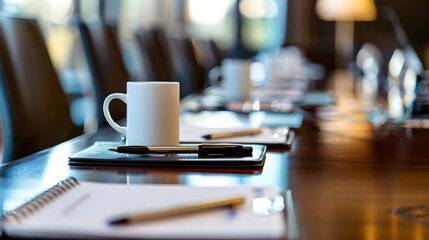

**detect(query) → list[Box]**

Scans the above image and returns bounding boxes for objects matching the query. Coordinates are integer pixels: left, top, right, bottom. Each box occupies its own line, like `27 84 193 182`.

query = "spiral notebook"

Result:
1 178 286 239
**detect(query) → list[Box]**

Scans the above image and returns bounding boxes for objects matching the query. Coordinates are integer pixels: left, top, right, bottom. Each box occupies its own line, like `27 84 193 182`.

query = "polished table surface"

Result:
3 76 429 239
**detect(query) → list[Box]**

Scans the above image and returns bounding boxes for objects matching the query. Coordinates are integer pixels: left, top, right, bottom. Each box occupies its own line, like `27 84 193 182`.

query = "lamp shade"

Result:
316 0 377 21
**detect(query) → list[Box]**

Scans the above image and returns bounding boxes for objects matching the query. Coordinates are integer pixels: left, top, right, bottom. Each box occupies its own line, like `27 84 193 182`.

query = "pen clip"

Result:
198 145 253 156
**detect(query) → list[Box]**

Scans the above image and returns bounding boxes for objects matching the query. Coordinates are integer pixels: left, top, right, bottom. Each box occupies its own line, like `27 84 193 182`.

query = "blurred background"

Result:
0 0 291 133
1 0 429 162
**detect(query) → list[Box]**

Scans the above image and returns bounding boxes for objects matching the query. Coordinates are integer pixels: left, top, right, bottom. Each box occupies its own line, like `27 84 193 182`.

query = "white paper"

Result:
180 124 290 146
3 182 286 239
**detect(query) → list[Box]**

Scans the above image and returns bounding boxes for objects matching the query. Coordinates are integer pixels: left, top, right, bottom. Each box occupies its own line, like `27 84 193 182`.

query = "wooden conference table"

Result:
2 76 429 239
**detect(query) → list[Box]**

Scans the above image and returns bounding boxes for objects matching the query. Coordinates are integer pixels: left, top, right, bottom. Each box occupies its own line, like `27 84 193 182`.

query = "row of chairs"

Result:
136 27 222 97
0 17 82 164
0 16 222 164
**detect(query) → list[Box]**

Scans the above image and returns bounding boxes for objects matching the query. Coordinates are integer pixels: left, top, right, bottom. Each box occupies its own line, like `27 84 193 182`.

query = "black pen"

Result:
109 144 253 155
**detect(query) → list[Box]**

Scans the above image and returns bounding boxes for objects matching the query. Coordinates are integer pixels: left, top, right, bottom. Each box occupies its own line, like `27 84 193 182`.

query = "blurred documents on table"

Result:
2 179 286 239
180 125 295 148
181 111 303 129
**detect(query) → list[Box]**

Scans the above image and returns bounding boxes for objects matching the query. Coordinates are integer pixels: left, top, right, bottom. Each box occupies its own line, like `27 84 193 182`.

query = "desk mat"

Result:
69 164 264 175
69 142 266 168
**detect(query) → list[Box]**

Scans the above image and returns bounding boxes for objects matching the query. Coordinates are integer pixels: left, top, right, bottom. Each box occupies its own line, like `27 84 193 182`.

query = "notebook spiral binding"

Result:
1 177 80 222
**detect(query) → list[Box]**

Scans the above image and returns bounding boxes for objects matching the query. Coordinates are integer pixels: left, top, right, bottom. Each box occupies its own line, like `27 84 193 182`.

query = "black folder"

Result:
69 141 266 168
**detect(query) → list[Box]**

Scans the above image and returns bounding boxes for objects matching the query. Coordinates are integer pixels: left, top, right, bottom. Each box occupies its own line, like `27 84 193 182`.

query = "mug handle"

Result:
208 65 221 85
103 93 127 136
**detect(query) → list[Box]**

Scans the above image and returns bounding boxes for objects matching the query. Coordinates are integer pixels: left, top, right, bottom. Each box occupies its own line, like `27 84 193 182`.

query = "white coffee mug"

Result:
221 59 252 101
103 81 180 146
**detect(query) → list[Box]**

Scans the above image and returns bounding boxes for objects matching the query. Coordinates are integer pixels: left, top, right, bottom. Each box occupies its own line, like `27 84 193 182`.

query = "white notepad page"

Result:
180 125 292 146
3 182 286 239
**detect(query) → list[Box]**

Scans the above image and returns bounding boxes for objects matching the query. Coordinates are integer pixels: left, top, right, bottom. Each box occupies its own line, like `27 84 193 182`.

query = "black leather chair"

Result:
136 27 205 98
0 17 81 163
135 27 175 82
192 39 224 85
78 20 128 129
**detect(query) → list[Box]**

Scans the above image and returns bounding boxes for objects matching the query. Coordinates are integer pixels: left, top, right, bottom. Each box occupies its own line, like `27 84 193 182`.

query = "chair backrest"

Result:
168 35 205 97
0 17 81 163
192 39 224 81
136 27 206 98
135 27 175 81
78 20 128 128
